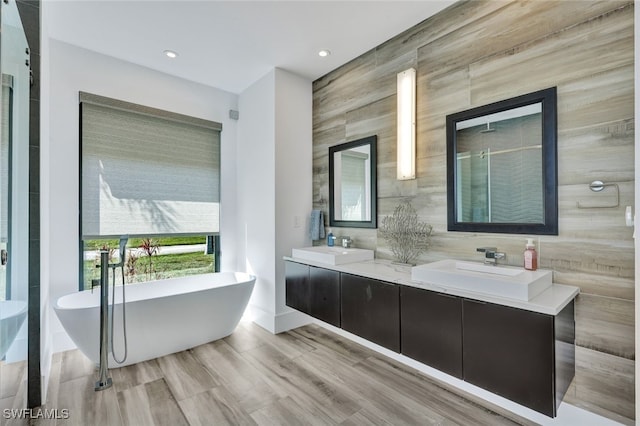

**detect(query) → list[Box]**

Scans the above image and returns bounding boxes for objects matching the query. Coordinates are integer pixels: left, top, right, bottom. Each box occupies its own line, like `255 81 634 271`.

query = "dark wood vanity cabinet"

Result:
463 299 575 417
284 260 575 418
400 286 463 378
340 273 400 352
285 261 340 327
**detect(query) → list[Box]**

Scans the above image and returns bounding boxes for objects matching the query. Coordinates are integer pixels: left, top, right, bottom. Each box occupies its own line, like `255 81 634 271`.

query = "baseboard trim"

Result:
247 304 311 334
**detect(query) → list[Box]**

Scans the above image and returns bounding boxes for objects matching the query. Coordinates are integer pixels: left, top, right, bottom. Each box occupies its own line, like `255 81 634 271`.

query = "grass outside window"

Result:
81 236 215 291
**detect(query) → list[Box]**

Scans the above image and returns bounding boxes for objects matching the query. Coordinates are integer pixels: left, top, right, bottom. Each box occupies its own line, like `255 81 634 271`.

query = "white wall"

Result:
237 70 277 326
274 69 313 320
44 40 240 354
238 68 312 333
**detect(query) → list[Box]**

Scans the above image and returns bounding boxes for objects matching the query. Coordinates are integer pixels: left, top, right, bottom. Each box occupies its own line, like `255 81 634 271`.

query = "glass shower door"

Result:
0 0 30 414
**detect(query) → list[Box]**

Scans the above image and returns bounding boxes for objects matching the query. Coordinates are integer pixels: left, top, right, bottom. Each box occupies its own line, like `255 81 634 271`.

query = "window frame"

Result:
78 93 223 291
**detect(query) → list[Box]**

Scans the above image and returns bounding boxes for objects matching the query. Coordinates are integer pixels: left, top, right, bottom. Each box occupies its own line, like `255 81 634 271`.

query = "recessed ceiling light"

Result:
164 50 178 59
318 49 331 58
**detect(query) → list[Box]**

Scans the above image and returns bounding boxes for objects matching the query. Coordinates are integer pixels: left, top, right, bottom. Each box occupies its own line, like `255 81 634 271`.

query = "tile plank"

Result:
156 350 219 401
179 387 256 426
192 340 281 413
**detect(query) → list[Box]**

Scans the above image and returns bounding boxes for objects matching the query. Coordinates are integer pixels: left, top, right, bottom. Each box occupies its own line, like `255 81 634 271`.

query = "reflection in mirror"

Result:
447 88 557 235
334 146 371 221
455 103 543 223
329 136 377 228
1 0 31 408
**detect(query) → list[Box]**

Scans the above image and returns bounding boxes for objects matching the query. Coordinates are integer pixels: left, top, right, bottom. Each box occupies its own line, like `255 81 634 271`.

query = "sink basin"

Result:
291 246 374 265
411 259 552 301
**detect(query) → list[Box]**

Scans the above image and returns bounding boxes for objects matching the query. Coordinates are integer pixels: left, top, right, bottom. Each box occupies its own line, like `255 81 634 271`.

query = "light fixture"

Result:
164 50 178 59
397 68 416 180
318 49 331 58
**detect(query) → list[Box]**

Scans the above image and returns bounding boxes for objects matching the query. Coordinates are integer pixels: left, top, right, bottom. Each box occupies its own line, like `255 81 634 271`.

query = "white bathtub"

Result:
0 300 28 360
54 272 255 367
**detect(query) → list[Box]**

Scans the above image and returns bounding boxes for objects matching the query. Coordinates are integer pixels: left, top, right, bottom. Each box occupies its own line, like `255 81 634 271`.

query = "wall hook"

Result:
576 180 619 209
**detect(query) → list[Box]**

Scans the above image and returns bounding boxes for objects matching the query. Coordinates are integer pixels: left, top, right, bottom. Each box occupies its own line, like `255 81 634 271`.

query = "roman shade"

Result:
80 92 221 238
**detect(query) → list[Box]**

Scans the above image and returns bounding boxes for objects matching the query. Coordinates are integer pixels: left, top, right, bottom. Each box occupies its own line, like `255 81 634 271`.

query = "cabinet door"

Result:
309 266 340 327
285 261 310 315
463 299 555 417
341 273 400 352
401 286 462 378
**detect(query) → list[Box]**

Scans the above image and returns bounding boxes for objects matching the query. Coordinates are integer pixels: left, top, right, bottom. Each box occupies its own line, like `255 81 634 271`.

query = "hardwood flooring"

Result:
26 320 532 425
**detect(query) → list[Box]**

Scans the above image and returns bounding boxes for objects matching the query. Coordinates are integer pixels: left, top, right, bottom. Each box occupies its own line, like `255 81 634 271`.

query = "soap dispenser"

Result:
327 229 334 247
524 238 538 271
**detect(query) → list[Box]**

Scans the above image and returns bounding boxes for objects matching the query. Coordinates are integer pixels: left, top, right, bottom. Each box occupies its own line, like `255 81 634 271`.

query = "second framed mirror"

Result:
329 135 377 228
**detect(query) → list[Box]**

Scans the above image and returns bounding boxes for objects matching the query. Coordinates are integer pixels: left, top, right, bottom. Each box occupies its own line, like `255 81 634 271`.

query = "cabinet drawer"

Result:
285 261 310 314
341 273 400 352
309 266 340 327
463 299 555 416
401 287 462 378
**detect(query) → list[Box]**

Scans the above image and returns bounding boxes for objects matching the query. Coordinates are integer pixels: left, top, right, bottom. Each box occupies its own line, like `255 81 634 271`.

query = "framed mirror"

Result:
329 135 377 228
446 87 558 235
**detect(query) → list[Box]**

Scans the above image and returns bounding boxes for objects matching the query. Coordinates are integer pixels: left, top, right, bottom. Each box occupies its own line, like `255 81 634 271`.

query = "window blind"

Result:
80 92 221 238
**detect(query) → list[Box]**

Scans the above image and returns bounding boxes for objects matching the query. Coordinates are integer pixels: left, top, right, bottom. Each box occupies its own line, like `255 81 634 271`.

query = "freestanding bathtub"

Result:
0 300 28 359
54 272 255 367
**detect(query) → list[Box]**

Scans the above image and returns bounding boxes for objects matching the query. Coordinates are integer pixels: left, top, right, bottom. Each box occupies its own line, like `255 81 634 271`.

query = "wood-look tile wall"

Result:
312 1 635 422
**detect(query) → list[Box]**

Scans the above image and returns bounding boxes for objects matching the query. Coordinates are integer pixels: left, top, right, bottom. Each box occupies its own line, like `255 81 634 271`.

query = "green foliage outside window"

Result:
81 236 214 290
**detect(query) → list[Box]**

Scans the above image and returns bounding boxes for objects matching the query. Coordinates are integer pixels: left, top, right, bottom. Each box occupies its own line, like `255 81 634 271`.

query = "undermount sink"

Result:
291 246 374 265
411 259 552 301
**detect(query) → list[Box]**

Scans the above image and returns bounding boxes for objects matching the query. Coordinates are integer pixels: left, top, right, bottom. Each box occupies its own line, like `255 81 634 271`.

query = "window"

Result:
79 92 222 290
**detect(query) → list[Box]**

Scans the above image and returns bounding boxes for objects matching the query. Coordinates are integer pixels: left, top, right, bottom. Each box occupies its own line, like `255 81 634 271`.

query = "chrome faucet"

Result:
341 236 353 248
476 247 506 264
95 251 112 391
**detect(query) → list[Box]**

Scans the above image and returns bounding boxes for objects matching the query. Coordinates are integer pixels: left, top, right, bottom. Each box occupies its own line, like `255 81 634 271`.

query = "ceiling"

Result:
45 0 456 94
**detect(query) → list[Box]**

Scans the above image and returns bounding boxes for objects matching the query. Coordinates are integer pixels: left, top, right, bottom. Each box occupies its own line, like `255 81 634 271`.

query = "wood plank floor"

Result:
29 320 533 426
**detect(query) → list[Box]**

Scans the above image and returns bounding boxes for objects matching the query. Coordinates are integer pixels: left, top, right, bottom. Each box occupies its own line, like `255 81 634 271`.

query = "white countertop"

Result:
283 256 579 316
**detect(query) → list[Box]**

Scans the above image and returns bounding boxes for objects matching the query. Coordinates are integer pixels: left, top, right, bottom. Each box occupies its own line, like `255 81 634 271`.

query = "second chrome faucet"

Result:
476 247 506 264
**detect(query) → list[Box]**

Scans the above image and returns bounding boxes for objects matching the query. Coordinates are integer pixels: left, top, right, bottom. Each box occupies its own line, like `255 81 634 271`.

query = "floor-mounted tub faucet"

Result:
476 247 506 265
95 236 129 392
95 250 112 391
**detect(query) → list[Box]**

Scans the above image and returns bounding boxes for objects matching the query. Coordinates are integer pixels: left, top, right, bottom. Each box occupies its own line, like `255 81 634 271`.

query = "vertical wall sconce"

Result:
397 67 416 180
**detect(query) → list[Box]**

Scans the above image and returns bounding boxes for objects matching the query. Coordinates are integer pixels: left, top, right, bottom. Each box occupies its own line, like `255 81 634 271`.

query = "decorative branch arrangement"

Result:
379 201 433 265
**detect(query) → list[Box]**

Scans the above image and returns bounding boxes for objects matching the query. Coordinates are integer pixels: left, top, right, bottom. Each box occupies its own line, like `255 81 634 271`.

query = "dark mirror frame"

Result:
446 87 558 235
329 135 378 229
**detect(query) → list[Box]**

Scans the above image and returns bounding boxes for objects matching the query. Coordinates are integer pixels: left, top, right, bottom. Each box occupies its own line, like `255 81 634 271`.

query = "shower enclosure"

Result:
0 0 31 411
